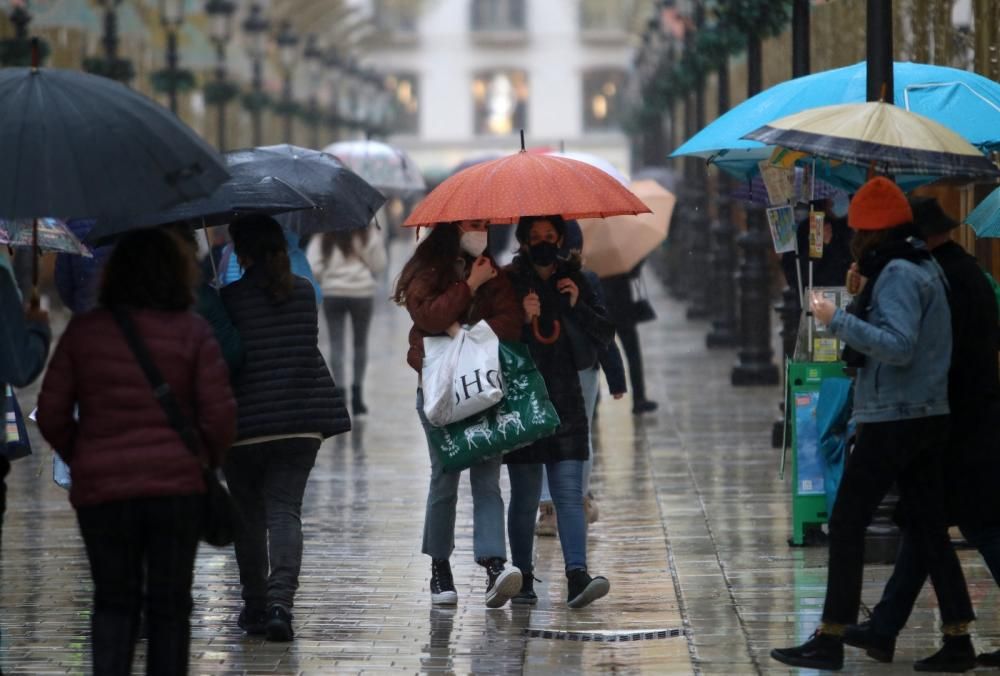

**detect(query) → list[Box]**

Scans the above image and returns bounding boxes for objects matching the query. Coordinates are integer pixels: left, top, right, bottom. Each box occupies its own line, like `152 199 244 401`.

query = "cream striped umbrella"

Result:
743 101 1000 179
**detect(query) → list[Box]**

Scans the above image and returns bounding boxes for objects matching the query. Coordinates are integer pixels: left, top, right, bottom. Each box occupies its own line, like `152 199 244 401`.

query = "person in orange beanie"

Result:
771 177 976 672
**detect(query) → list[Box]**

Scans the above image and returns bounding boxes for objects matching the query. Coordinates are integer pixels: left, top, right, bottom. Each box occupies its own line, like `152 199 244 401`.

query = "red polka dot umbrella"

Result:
403 141 649 227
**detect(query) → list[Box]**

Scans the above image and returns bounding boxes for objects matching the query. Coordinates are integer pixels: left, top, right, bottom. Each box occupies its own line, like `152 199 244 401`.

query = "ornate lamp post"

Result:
685 0 711 320
155 0 190 114
205 0 236 150
302 35 325 149
275 19 300 144
242 3 270 146
0 2 50 67
323 48 345 143
84 0 134 82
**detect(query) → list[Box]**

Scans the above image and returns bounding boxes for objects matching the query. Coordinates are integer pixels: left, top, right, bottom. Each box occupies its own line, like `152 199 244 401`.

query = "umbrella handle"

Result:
31 217 39 309
532 317 560 345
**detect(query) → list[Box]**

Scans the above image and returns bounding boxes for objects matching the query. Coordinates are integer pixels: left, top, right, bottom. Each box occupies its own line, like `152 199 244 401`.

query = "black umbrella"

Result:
86 176 316 245
224 145 386 234
0 65 228 220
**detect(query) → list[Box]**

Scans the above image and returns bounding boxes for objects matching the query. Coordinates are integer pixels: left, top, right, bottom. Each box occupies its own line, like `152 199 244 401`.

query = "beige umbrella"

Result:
578 179 675 278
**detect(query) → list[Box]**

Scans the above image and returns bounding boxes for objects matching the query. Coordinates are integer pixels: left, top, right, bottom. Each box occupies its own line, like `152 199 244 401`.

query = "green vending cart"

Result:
784 286 850 545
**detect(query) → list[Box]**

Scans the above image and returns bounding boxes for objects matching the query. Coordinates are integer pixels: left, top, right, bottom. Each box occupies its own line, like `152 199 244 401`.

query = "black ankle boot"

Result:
351 385 367 415
914 634 976 673
771 631 844 671
512 569 540 606
843 620 896 663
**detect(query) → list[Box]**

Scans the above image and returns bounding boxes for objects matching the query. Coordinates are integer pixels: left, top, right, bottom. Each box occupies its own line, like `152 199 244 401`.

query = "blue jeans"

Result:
417 390 507 562
541 367 599 502
509 460 587 573
871 522 1000 637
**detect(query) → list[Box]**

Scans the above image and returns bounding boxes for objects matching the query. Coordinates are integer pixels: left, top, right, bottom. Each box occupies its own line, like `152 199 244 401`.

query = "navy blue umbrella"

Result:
85 176 316 245
224 145 386 234
0 66 228 220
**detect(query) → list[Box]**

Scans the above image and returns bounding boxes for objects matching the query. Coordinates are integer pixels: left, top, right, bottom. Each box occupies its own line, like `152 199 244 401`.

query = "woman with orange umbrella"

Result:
393 220 525 609
504 214 616 608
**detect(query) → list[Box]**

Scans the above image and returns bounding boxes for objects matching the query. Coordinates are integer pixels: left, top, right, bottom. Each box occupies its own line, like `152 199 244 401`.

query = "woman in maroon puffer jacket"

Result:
37 228 237 676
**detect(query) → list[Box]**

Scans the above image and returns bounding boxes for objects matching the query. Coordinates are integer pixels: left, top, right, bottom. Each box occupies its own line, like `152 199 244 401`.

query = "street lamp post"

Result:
242 3 269 146
302 35 324 149
324 49 344 143
685 0 711 320
276 20 300 144
158 0 185 114
84 0 133 82
206 0 236 150
731 32 779 386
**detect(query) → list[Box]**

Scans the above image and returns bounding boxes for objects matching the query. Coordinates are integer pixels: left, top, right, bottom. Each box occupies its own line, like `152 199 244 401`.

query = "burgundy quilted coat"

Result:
37 309 237 507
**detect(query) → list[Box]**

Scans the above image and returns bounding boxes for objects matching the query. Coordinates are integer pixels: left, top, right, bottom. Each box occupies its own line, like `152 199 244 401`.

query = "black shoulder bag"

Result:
112 308 237 547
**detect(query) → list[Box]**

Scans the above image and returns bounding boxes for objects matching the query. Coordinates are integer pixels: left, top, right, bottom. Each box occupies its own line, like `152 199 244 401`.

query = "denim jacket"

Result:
828 256 951 423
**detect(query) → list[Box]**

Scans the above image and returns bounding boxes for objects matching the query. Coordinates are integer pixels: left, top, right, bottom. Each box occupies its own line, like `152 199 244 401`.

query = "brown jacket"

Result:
404 260 523 372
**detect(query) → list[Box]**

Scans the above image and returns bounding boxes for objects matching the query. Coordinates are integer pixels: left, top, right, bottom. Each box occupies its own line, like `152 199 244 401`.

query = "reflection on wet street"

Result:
2 266 999 674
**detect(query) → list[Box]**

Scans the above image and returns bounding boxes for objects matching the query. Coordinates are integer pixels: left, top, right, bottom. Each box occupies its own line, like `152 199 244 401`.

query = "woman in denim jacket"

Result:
772 177 975 672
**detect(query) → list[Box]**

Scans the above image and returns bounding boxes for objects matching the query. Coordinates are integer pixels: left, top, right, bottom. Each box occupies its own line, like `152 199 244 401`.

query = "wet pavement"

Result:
2 259 999 674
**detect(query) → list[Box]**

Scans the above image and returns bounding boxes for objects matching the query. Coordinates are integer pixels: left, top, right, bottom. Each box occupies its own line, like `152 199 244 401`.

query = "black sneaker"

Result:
914 635 976 673
566 569 609 609
632 400 658 415
430 559 458 606
843 620 895 663
978 648 1000 666
264 605 294 642
483 558 521 609
237 606 267 635
770 631 844 671
512 571 540 606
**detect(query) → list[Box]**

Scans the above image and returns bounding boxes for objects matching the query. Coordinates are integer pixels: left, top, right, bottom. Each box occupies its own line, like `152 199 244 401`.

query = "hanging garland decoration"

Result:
204 80 239 105
151 68 196 94
297 104 324 126
0 37 50 67
241 90 272 113
626 0 791 133
272 99 302 117
83 56 135 83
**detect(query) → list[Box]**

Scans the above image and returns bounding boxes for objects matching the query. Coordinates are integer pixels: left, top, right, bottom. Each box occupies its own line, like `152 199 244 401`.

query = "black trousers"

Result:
76 495 202 676
0 455 9 551
822 416 974 626
616 322 648 403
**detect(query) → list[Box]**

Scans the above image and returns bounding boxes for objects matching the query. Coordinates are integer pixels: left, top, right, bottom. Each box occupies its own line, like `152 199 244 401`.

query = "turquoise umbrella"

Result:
671 61 1000 189
965 186 1000 237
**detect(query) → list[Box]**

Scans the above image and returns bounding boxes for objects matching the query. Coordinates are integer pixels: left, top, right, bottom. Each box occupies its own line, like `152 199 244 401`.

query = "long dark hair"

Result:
514 214 567 245
229 214 293 303
320 227 369 262
849 222 917 262
100 228 197 311
392 223 462 305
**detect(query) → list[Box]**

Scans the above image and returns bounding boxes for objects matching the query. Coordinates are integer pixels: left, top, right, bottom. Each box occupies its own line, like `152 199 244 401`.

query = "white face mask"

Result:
460 230 488 257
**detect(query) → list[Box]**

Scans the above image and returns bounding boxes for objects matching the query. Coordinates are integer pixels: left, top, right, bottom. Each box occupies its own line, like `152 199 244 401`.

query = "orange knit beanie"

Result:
847 176 913 231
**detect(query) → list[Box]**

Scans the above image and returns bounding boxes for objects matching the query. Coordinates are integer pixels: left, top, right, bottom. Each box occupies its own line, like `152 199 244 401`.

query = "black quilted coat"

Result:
503 255 614 464
221 268 350 441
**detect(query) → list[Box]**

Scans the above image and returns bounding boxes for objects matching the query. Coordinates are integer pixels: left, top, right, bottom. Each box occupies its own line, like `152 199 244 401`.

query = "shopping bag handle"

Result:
532 316 560 344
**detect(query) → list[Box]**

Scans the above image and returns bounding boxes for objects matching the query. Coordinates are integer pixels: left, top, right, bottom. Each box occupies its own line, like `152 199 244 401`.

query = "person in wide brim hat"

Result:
771 177 977 672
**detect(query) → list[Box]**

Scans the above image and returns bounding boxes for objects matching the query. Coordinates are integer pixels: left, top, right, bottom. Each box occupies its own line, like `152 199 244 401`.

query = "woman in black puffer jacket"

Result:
221 214 350 643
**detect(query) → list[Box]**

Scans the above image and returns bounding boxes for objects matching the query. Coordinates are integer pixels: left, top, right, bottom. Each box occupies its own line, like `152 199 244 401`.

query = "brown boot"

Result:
535 501 557 536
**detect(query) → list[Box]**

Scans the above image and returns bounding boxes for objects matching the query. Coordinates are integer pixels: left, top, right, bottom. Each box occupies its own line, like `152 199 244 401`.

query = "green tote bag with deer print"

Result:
426 341 560 473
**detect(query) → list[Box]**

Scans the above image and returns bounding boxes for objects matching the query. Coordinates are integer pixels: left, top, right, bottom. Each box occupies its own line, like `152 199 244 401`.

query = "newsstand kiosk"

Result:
783 286 850 545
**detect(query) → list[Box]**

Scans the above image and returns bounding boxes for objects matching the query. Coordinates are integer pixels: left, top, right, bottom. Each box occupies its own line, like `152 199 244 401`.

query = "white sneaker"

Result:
484 559 522 609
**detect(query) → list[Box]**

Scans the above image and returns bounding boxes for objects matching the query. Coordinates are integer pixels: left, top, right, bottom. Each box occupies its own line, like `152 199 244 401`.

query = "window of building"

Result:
472 69 528 136
470 0 526 32
373 0 418 34
582 69 626 132
385 72 419 134
579 0 630 32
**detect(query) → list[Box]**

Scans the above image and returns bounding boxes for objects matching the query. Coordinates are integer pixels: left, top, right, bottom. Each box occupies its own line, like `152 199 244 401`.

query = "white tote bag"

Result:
421 320 504 426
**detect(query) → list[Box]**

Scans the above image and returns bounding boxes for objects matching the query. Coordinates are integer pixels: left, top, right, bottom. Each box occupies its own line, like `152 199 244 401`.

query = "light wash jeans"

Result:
416 389 507 562
540 367 599 502
509 460 587 573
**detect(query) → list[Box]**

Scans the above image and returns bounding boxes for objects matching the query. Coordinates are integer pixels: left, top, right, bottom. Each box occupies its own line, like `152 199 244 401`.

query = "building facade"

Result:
354 0 646 176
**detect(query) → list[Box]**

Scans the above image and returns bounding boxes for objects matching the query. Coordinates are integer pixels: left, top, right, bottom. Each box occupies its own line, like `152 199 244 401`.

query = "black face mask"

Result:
528 241 559 266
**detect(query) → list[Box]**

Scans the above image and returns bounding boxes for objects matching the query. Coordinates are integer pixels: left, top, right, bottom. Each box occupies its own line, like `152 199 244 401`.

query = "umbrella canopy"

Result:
744 102 1000 178
404 151 650 227
672 61 1000 180
225 145 386 234
964 186 1000 237
86 176 316 245
0 218 92 257
323 140 426 195
0 66 228 220
577 180 675 278
545 151 629 186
